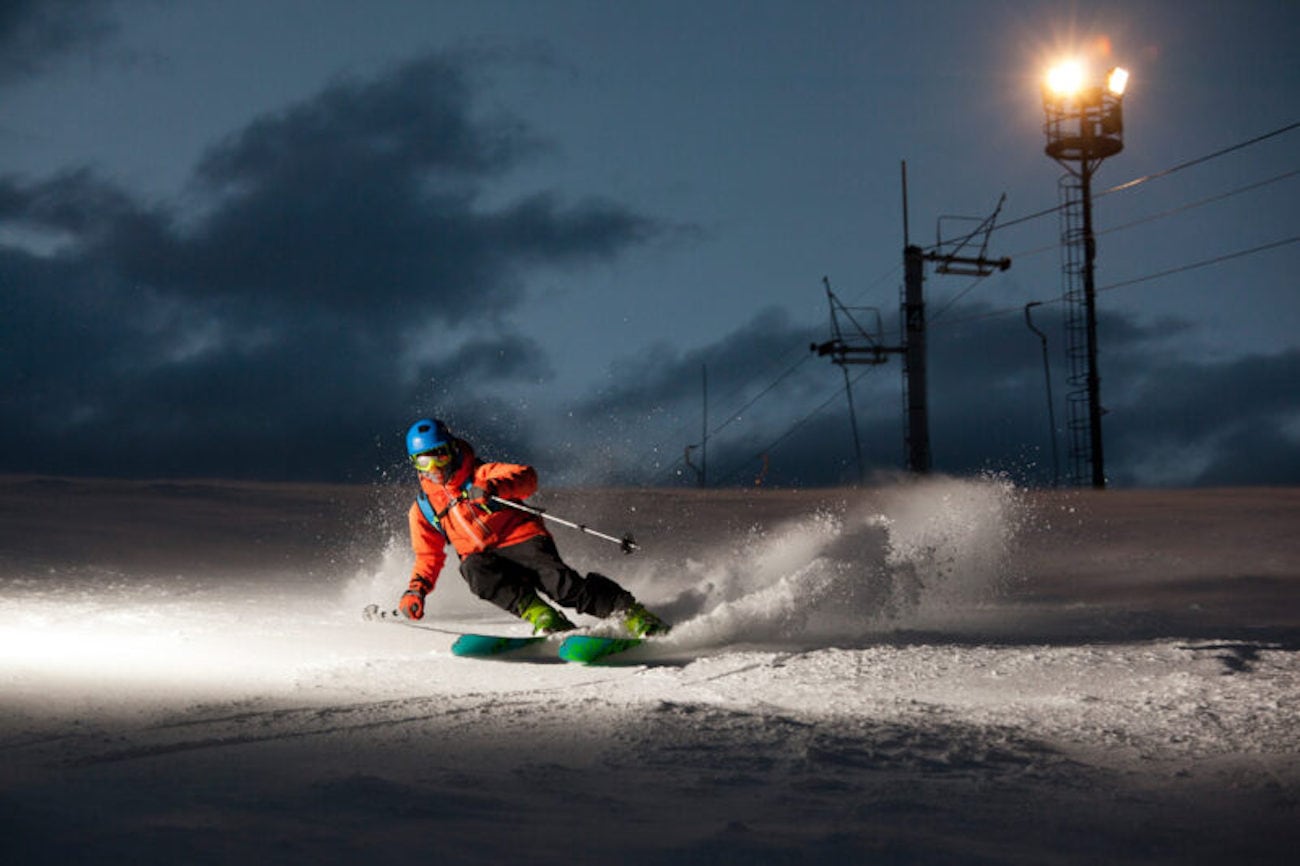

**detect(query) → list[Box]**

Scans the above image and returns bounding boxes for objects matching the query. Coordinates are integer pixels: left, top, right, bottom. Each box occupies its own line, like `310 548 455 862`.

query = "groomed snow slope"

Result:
1 476 1297 864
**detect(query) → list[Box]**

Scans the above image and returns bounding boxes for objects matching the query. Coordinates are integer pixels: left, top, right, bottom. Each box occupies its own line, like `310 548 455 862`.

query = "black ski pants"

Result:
458 535 633 619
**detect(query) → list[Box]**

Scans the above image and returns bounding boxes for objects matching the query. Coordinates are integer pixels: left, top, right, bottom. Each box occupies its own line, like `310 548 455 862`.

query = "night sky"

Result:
2 0 1297 487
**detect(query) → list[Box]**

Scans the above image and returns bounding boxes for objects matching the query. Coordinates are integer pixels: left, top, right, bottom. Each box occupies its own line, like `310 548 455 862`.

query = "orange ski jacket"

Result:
407 439 549 589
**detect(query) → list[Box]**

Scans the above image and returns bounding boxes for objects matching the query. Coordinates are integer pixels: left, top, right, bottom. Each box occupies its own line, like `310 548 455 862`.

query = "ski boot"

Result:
619 601 670 638
517 594 576 635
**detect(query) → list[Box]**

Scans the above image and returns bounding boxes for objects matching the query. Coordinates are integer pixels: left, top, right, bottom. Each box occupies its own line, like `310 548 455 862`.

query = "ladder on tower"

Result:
1057 173 1093 487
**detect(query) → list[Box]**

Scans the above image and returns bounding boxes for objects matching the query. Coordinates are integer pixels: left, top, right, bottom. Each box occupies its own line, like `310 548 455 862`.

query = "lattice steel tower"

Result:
1042 63 1129 489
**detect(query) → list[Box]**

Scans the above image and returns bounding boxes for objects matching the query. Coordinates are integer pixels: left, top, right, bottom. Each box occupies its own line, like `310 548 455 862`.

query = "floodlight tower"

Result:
1042 61 1128 489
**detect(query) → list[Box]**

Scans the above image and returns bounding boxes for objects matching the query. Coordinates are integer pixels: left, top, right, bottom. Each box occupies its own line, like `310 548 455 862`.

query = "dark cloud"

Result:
196 55 527 188
0 0 119 84
0 52 659 481
576 307 819 418
0 167 143 232
913 305 1299 486
1108 348 1300 486
179 55 654 329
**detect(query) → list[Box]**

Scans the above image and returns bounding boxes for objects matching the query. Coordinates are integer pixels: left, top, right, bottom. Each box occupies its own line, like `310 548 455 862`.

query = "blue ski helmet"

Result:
406 418 451 457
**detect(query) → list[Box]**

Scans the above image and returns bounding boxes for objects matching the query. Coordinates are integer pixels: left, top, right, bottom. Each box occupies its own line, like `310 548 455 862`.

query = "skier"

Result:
398 418 669 637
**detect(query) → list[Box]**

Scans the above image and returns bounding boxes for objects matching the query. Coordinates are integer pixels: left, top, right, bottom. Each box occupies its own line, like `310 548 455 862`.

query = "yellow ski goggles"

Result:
411 444 454 472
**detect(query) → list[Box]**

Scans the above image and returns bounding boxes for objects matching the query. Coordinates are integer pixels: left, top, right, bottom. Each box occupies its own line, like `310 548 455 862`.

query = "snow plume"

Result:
340 532 419 615
873 474 1024 624
667 476 1023 650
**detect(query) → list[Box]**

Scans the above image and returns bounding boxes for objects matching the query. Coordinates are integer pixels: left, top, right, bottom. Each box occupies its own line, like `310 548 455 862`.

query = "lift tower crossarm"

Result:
810 275 896 367
923 251 1012 277
933 193 1010 275
810 339 897 366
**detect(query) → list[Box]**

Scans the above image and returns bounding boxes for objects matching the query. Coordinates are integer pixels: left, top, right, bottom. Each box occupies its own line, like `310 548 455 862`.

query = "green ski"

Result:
557 634 644 664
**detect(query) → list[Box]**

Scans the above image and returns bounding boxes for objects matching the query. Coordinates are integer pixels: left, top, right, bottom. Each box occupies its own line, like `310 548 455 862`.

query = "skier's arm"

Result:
402 502 447 619
476 463 538 501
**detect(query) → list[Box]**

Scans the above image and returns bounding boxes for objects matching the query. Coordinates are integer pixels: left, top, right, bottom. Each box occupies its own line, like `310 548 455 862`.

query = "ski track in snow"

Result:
1 476 1298 864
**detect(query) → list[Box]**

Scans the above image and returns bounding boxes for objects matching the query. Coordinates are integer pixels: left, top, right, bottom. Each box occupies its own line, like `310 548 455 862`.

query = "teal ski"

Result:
557 634 644 664
451 633 548 657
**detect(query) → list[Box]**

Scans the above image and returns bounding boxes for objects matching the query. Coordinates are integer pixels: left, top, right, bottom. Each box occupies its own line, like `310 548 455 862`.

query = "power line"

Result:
966 120 1300 241
708 355 814 440
1100 121 1300 196
1098 167 1300 237
714 367 878 486
930 271 994 324
641 347 819 485
998 167 1300 265
934 234 1300 328
1097 235 1300 294
631 325 822 483
930 165 1299 323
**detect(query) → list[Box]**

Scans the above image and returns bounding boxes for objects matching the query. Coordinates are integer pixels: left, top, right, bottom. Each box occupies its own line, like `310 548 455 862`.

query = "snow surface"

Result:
1 476 1298 864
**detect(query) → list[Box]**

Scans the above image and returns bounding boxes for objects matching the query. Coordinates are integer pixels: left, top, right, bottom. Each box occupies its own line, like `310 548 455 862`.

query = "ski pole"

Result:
489 495 640 554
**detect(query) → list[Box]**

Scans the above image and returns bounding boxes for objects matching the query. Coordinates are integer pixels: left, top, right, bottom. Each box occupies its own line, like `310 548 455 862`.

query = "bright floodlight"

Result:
1046 60 1085 97
1107 67 1130 96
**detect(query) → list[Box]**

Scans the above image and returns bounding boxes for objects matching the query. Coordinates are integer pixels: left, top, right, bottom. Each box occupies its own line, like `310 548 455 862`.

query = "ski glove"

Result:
400 576 434 620
465 482 495 502
399 589 425 620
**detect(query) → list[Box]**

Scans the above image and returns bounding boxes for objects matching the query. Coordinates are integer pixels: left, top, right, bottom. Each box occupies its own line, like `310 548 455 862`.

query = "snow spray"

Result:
665 476 1024 650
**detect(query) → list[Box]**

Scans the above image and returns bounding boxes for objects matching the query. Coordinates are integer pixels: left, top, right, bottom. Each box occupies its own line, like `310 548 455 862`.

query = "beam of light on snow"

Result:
0 612 283 692
0 620 175 670
0 591 373 701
